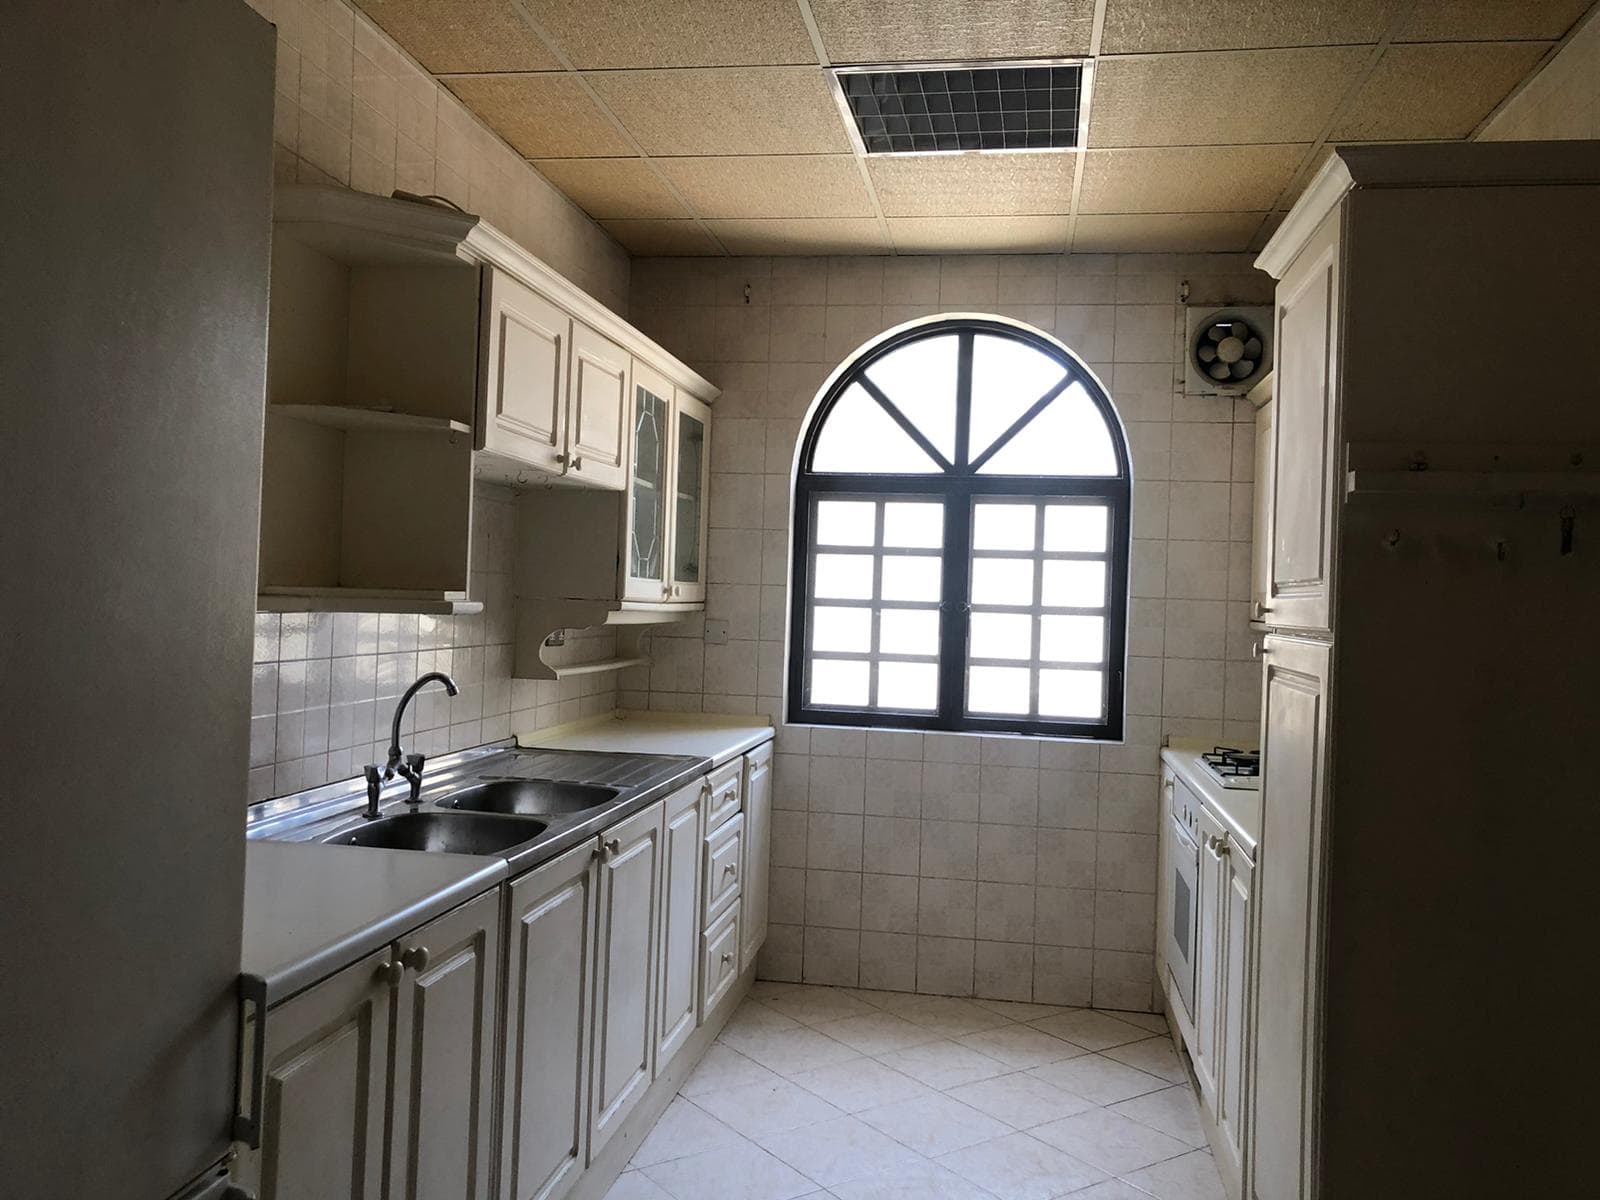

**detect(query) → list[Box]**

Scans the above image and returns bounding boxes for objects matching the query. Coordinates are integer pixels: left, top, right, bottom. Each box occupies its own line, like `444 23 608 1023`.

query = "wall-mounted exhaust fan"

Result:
1184 306 1272 396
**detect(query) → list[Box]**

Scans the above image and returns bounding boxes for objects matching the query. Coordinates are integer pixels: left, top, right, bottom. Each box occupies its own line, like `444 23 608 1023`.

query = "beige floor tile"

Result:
945 1071 1098 1129
682 1044 783 1097
1069 1182 1164 1200
757 1115 926 1188
936 1131 1107 1199
856 1092 1013 1157
899 996 1014 1037
1101 1036 1187 1084
605 1169 674 1200
751 979 811 1001
692 1077 845 1138
827 1160 998 1200
842 988 932 1013
956 1024 1093 1069
1119 1148 1226 1200
971 998 1076 1021
730 1025 866 1076
1107 1009 1169 1034
815 1012 943 1055
875 1039 1010 1090
644 1139 818 1200
1108 1085 1208 1148
1026 1055 1170 1106
1027 1010 1151 1052
764 986 882 1026
788 1057 938 1113
1030 1107 1193 1175
722 1001 805 1043
629 1097 743 1167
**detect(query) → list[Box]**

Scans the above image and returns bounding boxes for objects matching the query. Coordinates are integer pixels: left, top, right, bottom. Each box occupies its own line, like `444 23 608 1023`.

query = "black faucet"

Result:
362 671 459 818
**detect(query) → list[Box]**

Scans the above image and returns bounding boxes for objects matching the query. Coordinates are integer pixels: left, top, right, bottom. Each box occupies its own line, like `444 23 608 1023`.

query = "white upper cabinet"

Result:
568 323 632 490
669 392 712 605
625 364 675 603
480 267 570 477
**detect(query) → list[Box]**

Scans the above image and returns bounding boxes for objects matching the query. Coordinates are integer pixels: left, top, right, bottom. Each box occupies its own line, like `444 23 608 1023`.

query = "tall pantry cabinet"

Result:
1248 142 1600 1198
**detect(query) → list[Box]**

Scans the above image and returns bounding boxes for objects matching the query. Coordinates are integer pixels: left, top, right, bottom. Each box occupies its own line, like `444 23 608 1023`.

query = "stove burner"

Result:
1201 746 1260 778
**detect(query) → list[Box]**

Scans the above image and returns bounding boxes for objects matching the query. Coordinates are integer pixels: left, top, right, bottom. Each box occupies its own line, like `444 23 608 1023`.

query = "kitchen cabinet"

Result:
1191 804 1227 1109
499 840 598 1200
739 743 773 972
669 392 711 604
1216 831 1255 1196
655 781 704 1068
623 362 712 605
588 798 666 1160
567 323 632 491
1250 399 1274 625
480 267 570 478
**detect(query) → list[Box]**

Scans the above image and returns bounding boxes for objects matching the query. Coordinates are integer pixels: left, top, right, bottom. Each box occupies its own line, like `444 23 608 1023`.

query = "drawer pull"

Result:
603 837 620 857
720 951 734 966
401 945 431 973
376 959 404 988
723 863 738 878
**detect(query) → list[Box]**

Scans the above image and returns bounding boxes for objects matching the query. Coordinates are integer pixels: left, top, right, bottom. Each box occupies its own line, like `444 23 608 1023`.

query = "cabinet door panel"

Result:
624 362 673 602
739 745 773 971
569 323 630 491
668 391 711 603
390 890 500 1200
502 840 599 1200
1250 399 1274 622
589 799 665 1158
1216 844 1254 1193
1192 805 1226 1107
481 268 569 474
656 781 704 1068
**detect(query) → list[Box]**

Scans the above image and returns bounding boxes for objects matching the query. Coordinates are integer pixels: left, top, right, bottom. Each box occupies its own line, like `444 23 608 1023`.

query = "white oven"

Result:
1164 783 1201 1022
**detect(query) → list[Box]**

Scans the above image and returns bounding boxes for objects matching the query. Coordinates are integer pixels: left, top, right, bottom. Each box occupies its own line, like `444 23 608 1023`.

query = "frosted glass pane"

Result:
973 503 1036 551
811 658 869 706
970 612 1032 660
968 665 1031 715
1042 559 1106 608
815 553 874 600
969 334 1066 461
816 500 876 547
1044 504 1108 552
813 384 940 474
980 383 1118 476
883 501 943 548
879 608 940 656
865 335 958 462
881 555 941 602
813 606 871 653
878 661 938 711
1040 615 1104 663
1039 669 1103 718
971 557 1034 606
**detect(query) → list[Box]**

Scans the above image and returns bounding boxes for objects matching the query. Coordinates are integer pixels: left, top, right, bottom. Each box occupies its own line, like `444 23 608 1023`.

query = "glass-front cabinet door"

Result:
624 364 671 602
669 393 711 603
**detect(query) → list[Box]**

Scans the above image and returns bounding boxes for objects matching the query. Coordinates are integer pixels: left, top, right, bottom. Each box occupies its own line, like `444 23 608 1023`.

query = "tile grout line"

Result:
1064 0 1112 255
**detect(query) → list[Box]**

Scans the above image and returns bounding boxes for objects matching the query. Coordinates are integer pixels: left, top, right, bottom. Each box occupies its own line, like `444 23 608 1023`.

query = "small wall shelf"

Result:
257 586 482 615
546 655 651 681
270 405 472 438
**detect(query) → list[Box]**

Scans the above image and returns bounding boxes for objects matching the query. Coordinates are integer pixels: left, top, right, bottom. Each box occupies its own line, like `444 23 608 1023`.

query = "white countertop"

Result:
1162 743 1261 858
517 710 774 767
240 840 506 1005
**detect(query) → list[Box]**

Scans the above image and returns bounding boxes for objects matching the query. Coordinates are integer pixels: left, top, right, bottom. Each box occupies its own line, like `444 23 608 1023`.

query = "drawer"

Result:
703 760 743 832
702 812 744 925
700 906 740 1018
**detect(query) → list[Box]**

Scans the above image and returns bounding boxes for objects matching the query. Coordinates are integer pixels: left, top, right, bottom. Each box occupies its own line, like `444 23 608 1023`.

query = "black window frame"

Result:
786 317 1132 741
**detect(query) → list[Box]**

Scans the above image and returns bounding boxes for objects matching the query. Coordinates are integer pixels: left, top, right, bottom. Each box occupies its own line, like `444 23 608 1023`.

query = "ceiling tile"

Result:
445 73 632 157
1079 145 1308 213
525 0 817 68
586 67 852 155
656 156 873 218
867 152 1077 217
809 0 1096 64
601 219 723 255
531 158 689 218
705 218 889 255
1089 48 1370 147
1250 211 1289 252
1099 0 1399 53
1331 41 1552 140
887 215 1073 253
1072 212 1265 253
353 0 561 72
1396 1 1594 42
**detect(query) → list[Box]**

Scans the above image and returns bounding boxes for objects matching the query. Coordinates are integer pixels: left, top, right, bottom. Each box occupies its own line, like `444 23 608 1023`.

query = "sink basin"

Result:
325 810 546 855
440 779 621 817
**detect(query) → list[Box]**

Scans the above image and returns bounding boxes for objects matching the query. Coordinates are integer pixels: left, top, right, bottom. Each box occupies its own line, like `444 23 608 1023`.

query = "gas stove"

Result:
1200 746 1261 791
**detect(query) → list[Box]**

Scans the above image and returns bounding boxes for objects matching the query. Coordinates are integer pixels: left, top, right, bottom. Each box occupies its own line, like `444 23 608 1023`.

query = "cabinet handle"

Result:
603 837 621 857
723 863 738 878
720 951 734 966
555 452 568 467
376 959 404 988
672 585 681 597
401 945 431 973
571 454 583 469
1250 640 1263 660
1252 601 1271 621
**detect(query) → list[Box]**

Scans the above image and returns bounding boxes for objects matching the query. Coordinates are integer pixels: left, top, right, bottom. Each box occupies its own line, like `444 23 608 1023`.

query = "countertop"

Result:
240 840 506 1005
517 711 774 767
1162 743 1261 858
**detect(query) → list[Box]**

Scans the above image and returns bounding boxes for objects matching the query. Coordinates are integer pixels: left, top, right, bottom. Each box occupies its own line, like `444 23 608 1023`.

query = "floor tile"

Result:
856 1092 1013 1157
875 1039 1010 1089
936 1131 1107 1200
1100 1036 1187 1084
827 1160 999 1200
1108 1086 1208 1148
1026 1010 1150 1053
722 1002 805 1043
945 1071 1097 1130
643 1139 818 1200
757 1115 926 1188
683 1044 783 1097
956 1024 1093 1070
1106 1010 1169 1034
971 998 1075 1022
629 1097 743 1167
605 1170 674 1200
751 980 810 1001
1026 1054 1170 1106
1029 1108 1192 1175
846 988 939 1013
730 1025 866 1076
765 986 883 1026
1119 1148 1225 1200
1068 1182 1164 1200
899 997 1014 1037
693 1077 846 1138
814 1012 943 1055
789 1057 937 1113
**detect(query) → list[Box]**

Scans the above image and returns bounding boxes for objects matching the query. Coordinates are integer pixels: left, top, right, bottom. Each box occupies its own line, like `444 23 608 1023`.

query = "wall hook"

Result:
743 283 752 305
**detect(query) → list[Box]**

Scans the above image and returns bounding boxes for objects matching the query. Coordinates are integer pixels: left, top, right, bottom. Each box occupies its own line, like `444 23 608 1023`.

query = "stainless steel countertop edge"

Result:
1161 745 1260 859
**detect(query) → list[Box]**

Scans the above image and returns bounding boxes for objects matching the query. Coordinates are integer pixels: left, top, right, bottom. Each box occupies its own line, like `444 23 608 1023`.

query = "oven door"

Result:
1165 809 1200 1022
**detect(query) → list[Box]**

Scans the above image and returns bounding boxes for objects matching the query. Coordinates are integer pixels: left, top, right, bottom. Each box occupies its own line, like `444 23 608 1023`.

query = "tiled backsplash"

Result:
249 485 618 801
621 252 1270 1010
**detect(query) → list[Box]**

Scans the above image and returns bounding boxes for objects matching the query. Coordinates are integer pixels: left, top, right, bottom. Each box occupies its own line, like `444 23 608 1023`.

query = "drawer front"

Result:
702 812 744 926
703 760 743 831
700 907 741 1018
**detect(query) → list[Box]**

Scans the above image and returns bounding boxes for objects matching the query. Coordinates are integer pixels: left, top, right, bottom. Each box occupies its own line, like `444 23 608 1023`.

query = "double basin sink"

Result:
329 780 621 855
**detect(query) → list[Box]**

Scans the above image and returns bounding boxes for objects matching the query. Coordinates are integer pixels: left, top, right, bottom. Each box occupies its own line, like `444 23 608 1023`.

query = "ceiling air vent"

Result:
833 62 1084 155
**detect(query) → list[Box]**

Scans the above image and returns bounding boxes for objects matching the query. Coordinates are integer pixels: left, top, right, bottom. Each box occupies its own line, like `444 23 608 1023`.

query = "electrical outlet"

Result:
703 619 729 646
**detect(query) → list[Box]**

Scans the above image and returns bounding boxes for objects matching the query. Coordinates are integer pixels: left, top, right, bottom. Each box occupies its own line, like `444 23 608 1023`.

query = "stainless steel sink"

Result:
439 779 621 817
324 810 546 855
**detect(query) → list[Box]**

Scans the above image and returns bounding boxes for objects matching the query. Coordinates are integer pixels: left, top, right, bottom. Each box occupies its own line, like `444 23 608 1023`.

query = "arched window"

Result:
787 317 1131 739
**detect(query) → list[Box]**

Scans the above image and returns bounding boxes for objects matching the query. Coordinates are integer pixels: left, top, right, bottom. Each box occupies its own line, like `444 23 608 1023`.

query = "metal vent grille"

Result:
835 63 1083 155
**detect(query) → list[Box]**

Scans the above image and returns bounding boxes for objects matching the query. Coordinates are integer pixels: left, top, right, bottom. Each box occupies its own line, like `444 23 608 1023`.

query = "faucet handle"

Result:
402 752 427 804
362 764 384 820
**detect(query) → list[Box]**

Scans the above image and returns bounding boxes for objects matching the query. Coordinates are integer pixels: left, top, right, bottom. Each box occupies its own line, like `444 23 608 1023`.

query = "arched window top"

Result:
789 316 1132 740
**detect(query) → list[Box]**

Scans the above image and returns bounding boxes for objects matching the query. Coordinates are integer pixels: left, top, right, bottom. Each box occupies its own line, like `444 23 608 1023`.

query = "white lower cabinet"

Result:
655 781 704 1068
1215 838 1255 1195
739 743 772 972
1191 805 1227 1109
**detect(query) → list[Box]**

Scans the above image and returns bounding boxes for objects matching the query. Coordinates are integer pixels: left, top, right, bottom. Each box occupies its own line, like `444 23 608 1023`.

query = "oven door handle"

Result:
1170 812 1198 857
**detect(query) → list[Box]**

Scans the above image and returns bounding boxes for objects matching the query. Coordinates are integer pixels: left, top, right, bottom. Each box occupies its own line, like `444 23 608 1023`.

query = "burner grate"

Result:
1201 745 1260 777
